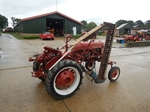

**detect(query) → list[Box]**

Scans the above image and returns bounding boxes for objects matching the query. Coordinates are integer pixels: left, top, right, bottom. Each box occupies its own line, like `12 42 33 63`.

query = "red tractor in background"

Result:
29 22 120 100
124 30 150 42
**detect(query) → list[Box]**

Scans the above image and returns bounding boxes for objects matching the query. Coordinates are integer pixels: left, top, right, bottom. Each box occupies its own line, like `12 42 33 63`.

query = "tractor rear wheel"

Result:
108 66 120 82
45 60 83 100
38 77 45 81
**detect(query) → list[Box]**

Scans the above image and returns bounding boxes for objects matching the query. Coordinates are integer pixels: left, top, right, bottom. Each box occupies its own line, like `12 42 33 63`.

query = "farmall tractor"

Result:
29 22 120 100
124 30 150 42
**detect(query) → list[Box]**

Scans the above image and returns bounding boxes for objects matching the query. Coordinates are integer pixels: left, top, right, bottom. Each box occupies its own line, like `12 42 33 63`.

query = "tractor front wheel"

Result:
108 66 120 82
45 60 83 100
85 61 96 71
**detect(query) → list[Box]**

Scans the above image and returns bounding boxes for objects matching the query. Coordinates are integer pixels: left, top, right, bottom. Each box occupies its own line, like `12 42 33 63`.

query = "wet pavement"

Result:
0 33 150 112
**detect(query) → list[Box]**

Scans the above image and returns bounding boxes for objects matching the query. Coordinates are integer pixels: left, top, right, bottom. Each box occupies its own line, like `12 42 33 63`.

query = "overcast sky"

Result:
0 0 149 26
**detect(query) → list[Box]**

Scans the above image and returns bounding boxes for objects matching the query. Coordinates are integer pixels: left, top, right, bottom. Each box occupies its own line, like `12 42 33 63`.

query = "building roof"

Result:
116 23 128 29
20 11 82 25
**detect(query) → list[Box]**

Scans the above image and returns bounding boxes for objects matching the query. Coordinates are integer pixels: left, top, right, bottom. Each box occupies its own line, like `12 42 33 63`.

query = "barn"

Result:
114 23 133 36
14 11 82 36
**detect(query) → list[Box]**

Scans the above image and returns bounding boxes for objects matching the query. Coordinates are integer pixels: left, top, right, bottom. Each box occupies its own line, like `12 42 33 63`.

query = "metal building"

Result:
114 23 133 36
14 11 82 36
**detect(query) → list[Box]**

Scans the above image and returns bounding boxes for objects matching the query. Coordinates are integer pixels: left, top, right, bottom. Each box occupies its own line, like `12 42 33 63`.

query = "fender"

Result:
45 56 74 70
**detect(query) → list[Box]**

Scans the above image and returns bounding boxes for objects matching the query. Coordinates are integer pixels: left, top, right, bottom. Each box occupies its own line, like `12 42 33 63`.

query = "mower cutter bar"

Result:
95 23 116 83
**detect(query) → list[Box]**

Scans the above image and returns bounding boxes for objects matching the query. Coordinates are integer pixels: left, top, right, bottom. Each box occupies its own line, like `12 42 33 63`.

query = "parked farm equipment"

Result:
124 30 150 47
29 22 120 100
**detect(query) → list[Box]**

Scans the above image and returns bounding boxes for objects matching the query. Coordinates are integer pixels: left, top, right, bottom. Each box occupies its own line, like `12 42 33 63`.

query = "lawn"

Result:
9 33 39 39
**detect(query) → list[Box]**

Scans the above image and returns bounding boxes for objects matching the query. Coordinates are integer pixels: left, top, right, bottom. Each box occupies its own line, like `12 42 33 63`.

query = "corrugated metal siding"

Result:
15 13 81 34
23 18 46 33
64 19 81 34
14 22 24 32
119 28 124 35
118 23 133 35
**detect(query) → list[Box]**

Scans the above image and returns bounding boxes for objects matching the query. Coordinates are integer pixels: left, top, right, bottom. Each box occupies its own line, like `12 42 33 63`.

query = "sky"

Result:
0 0 149 27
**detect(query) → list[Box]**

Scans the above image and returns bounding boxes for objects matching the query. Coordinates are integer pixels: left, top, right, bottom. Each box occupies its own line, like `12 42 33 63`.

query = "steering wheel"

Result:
64 34 72 43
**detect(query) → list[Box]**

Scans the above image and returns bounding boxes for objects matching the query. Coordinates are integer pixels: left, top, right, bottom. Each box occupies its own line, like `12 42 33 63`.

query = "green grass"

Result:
9 33 39 39
10 33 82 39
22 35 39 39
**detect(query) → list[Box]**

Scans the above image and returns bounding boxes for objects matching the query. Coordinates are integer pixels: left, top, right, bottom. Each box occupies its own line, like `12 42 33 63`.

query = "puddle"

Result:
0 51 3 54
0 55 8 58
0 51 3 58
112 46 126 48
0 51 8 58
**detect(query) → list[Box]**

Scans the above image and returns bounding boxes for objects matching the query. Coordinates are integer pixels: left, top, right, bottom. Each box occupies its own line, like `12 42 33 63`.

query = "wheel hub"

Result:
88 61 94 68
112 70 117 78
55 69 75 89
86 61 95 70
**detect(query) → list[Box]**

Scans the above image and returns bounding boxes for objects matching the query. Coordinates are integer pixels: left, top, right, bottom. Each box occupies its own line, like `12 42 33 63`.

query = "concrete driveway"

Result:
0 34 150 112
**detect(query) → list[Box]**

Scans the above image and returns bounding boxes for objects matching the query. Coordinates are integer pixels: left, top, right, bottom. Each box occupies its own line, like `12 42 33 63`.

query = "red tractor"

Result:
124 30 150 43
29 22 120 100
124 34 143 43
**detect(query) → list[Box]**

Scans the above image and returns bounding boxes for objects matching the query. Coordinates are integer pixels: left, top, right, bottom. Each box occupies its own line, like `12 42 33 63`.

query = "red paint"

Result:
39 32 54 40
55 69 75 89
29 37 106 79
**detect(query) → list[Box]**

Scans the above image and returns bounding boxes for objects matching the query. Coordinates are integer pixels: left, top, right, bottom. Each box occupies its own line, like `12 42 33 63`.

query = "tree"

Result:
81 20 88 29
81 20 87 26
87 21 97 29
134 20 144 27
127 20 135 27
11 17 21 27
144 20 150 27
115 20 128 27
0 14 8 29
81 20 97 31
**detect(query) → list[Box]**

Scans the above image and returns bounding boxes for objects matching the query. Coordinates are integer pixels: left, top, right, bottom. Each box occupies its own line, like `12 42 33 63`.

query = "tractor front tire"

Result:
45 60 83 100
108 66 120 82
85 61 96 71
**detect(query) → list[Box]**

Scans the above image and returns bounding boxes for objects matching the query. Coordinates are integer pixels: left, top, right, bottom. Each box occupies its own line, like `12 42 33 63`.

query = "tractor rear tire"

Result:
45 60 83 100
38 77 45 81
108 66 120 82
